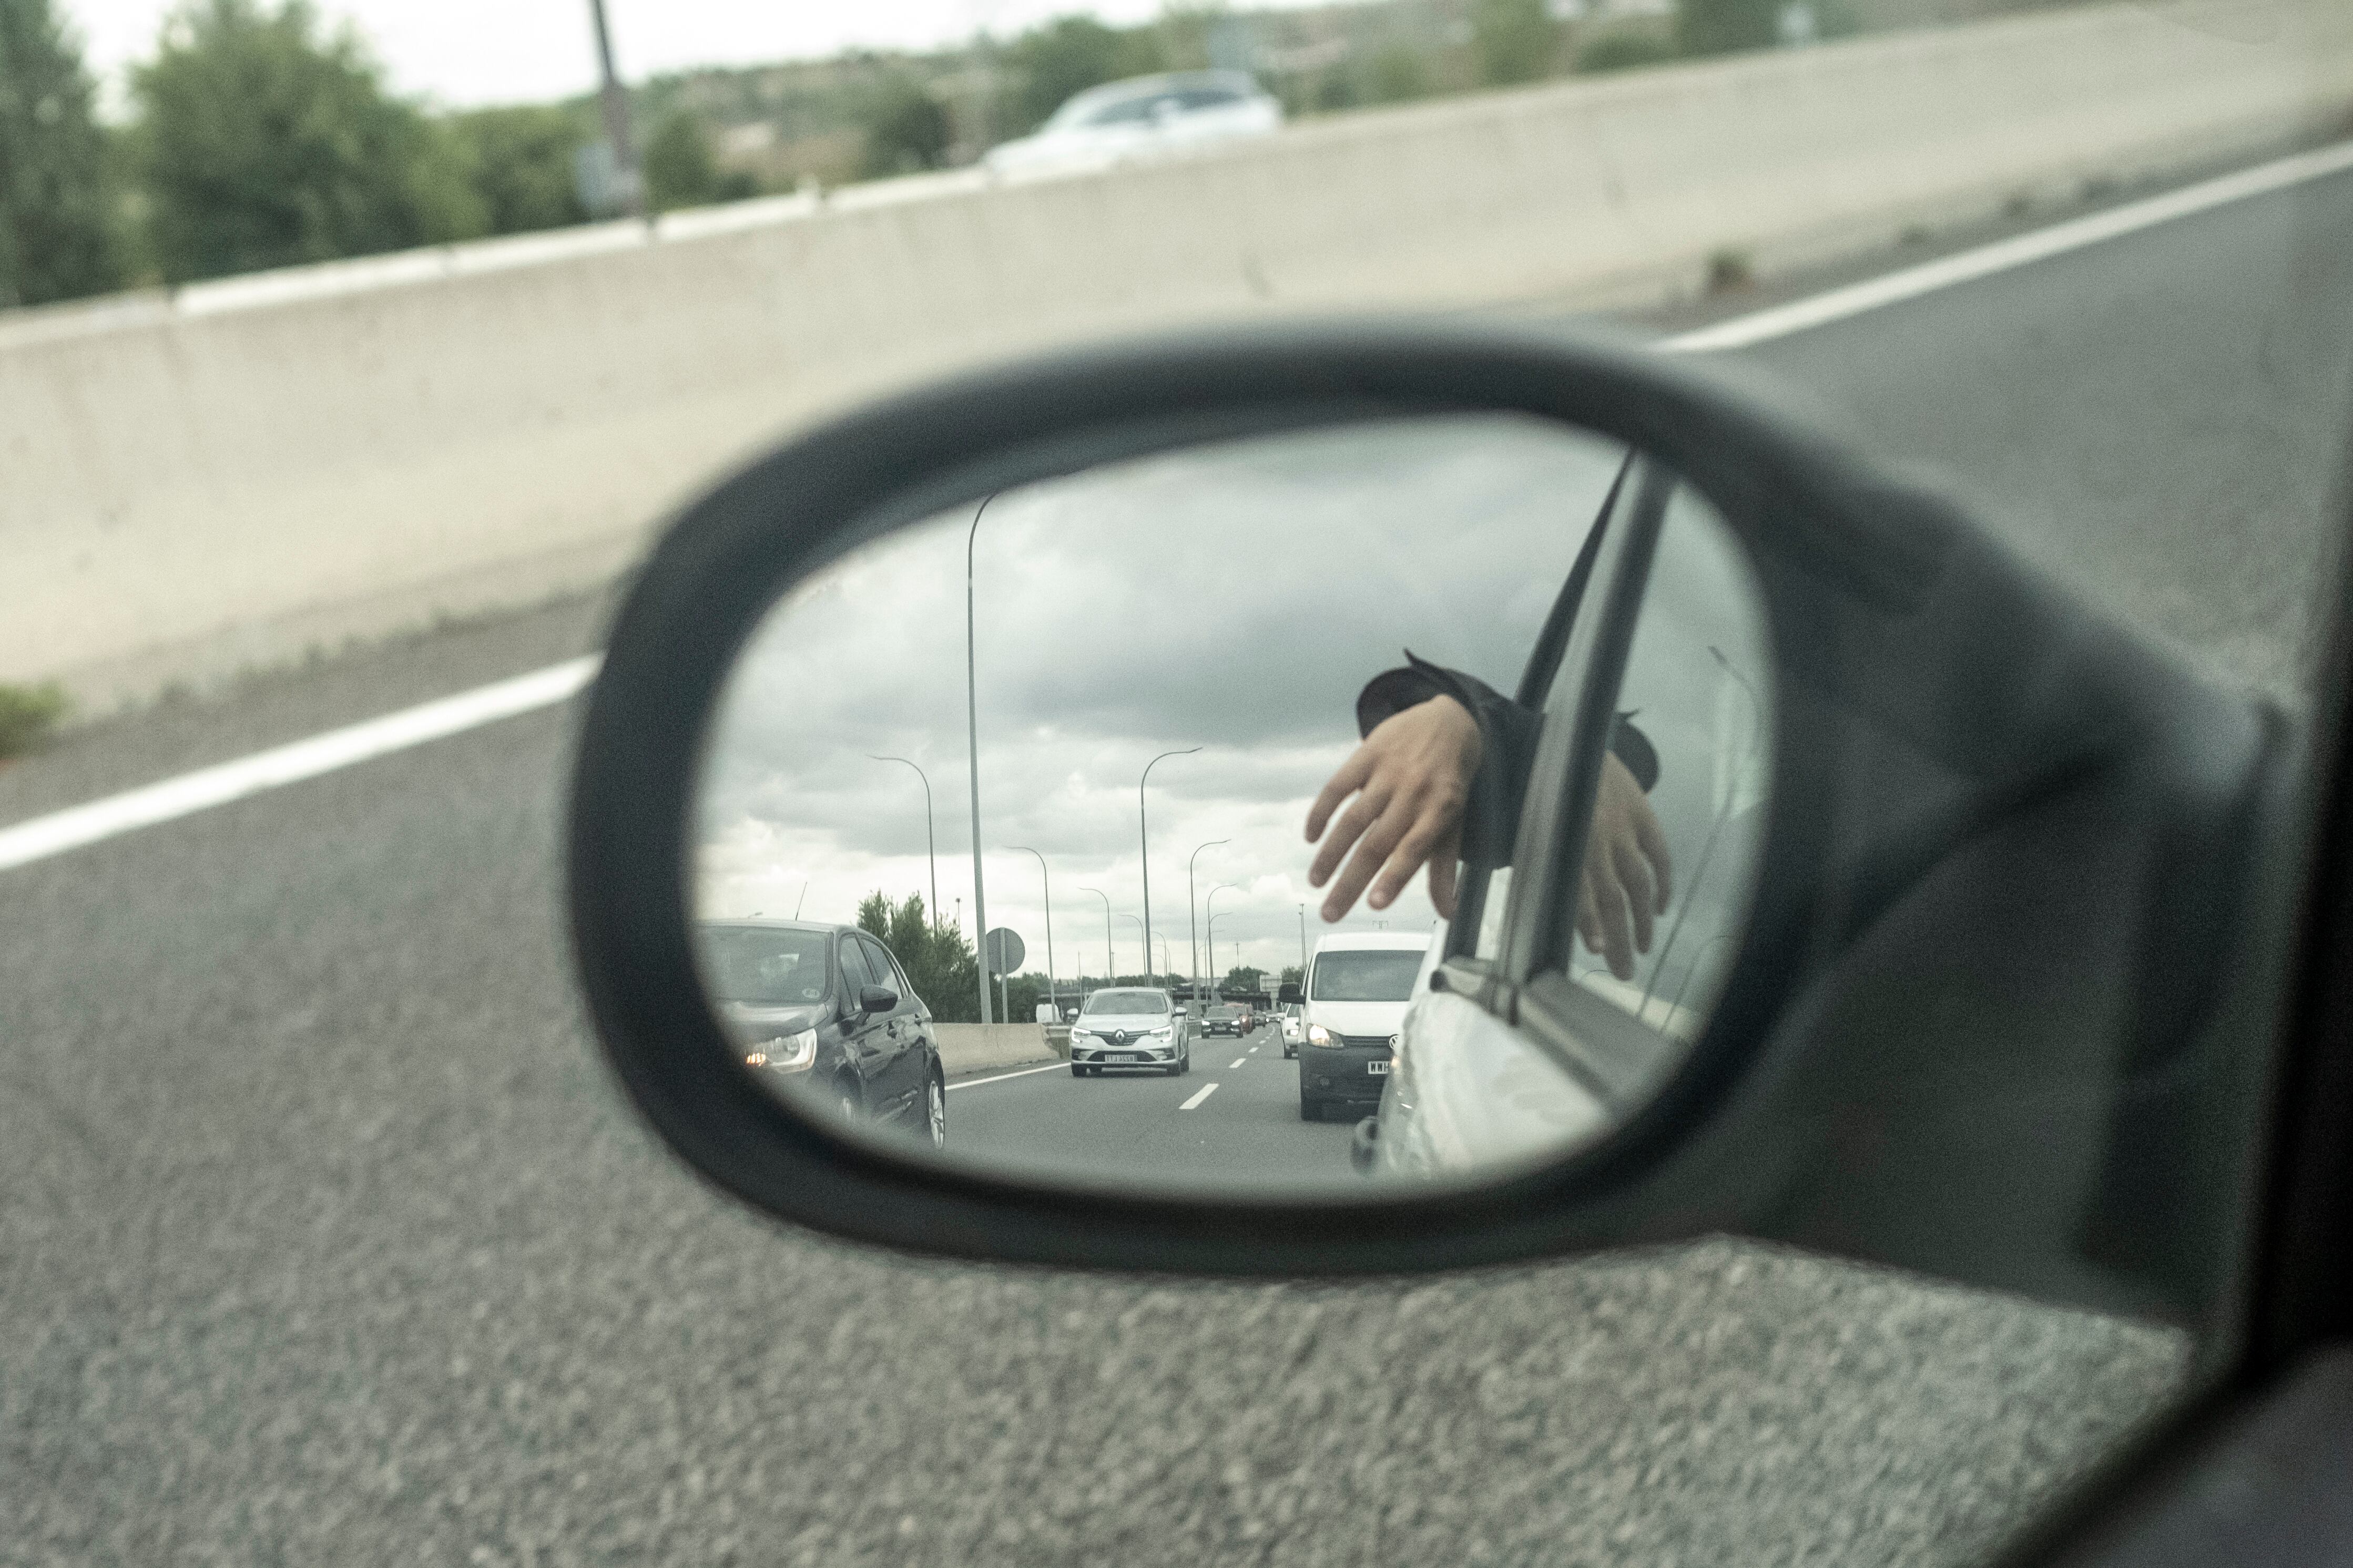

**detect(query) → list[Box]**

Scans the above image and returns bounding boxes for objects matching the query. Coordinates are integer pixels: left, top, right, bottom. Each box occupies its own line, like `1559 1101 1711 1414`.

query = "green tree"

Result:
130 0 483 284
857 73 948 177
0 0 122 305
641 105 755 211
448 104 587 235
859 890 985 1023
1362 43 1435 105
1576 29 1678 74
1471 0 1559 86
1223 965 1265 993
1003 16 1163 134
1676 0 1781 57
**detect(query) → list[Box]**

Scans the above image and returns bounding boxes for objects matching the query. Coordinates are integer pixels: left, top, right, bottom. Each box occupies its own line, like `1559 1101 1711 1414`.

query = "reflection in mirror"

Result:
692 415 1763 1196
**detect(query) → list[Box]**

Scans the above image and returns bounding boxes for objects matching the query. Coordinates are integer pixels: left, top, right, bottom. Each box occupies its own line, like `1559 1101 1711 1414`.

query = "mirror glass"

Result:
692 414 1770 1196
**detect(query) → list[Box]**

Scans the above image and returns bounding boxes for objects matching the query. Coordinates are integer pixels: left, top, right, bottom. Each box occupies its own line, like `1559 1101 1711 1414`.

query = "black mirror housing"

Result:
861 986 898 1014
568 317 2290 1316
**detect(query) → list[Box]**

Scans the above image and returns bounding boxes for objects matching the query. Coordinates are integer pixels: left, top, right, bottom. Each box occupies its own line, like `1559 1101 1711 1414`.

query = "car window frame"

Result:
1443 448 1635 976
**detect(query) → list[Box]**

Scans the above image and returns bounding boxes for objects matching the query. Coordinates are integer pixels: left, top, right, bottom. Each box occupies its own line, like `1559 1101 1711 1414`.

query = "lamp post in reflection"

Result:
868 755 939 920
1204 883 1239 993
1077 886 1114 985
1138 747 1199 990
964 494 999 1023
1115 913 1145 981
1006 845 1058 1021
1297 904 1308 988
1186 838 1230 1013
1206 911 1242 988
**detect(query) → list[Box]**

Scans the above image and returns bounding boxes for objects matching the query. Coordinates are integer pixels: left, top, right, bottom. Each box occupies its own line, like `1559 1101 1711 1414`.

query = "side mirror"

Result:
572 319 2276 1317
860 985 898 1014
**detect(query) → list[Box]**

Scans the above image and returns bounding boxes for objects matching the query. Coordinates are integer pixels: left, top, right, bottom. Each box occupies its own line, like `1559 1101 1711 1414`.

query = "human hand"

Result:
1578 752 1673 980
1305 695 1480 922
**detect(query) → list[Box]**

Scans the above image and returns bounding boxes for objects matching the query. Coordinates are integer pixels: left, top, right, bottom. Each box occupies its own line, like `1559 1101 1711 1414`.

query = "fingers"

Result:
1583 862 1635 980
1633 805 1674 913
1305 747 1374 843
1610 837 1657 955
1307 785 1389 895
1367 809 1449 913
1321 791 1416 921
1427 836 1460 919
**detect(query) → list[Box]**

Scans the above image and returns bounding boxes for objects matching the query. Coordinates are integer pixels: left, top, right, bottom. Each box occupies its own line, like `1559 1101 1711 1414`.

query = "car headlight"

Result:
759 1027 819 1072
1147 1026 1170 1038
1307 1023 1339 1048
1069 1027 1093 1040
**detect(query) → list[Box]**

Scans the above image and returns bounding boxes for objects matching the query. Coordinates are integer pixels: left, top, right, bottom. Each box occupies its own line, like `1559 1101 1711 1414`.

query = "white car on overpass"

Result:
983 70 1282 180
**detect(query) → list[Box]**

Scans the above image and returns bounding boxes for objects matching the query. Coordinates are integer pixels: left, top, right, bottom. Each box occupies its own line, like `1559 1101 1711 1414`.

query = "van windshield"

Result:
1309 950 1423 1002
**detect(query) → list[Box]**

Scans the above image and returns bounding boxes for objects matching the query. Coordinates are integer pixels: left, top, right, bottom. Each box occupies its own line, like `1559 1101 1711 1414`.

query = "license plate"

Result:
1367 1060 1390 1075
1114 1053 1139 1063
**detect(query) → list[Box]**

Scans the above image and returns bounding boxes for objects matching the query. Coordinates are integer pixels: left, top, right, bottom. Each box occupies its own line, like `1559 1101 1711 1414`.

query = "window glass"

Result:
1308 949 1424 1001
1543 483 1770 1042
858 937 903 1000
697 926 831 1006
1083 989 1168 1015
836 935 876 997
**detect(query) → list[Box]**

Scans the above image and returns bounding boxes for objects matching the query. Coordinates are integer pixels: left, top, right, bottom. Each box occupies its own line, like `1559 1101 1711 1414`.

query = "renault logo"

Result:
1113 1029 1129 1045
1389 1034 1401 1048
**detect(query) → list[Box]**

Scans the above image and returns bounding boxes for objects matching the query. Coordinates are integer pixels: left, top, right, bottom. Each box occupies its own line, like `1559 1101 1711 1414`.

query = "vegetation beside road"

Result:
0 0 2059 310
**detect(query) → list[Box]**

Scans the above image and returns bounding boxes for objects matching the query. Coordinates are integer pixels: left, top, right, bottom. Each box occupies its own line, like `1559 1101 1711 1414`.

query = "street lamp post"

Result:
584 0 641 218
1298 904 1308 989
1204 884 1238 993
868 755 939 920
1007 845 1057 1022
1138 747 1199 990
1077 886 1114 984
1206 911 1240 985
1186 838 1230 1014
965 495 998 1023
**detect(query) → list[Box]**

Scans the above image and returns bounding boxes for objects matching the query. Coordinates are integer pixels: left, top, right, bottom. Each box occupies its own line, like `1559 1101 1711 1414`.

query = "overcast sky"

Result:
60 0 1288 112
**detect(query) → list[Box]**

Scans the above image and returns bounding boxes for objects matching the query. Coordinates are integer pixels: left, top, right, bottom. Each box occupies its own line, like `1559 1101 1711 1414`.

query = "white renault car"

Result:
984 70 1282 180
1296 930 1432 1121
1066 987 1190 1077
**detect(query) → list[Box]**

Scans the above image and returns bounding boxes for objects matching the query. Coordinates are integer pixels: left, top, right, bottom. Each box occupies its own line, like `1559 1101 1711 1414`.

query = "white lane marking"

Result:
15 141 2349 876
1662 138 2353 353
945 1061 1069 1091
0 656 599 873
1179 1082 1220 1111
1229 1057 1247 1069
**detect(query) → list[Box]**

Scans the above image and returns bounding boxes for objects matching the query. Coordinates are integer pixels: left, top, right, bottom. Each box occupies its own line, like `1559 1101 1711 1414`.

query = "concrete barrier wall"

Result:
934 1022 1060 1073
7 1 2350 712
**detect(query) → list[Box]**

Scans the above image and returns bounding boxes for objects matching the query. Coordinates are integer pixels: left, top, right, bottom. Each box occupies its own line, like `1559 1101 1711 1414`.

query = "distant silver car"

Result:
984 70 1282 179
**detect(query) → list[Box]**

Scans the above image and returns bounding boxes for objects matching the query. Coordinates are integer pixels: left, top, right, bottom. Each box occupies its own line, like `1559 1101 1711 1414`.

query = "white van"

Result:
1297 929 1433 1122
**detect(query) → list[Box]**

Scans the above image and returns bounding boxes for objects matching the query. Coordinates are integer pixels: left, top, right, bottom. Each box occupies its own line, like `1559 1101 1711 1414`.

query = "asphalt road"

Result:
7 153 2353 1566
949 1023 1364 1192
